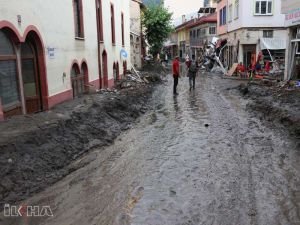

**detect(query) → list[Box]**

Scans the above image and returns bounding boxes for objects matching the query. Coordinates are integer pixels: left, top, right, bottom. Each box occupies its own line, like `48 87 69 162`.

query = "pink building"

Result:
216 0 228 36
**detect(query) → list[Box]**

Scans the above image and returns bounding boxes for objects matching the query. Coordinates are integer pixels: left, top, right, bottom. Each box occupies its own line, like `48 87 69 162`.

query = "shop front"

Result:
282 1 300 80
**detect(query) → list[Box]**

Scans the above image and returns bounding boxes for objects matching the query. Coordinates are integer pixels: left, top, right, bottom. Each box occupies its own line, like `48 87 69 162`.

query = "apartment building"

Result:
130 0 146 69
217 0 287 70
188 13 217 61
281 0 300 80
0 0 131 120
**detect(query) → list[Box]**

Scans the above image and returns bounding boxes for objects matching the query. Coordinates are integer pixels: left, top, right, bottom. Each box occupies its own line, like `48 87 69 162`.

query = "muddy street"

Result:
1 72 300 225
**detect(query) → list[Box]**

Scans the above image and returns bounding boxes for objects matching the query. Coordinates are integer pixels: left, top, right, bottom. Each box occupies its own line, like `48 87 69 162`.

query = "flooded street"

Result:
2 73 299 225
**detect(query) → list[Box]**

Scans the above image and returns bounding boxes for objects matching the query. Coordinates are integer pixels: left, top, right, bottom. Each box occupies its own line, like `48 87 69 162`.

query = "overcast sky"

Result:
164 0 204 20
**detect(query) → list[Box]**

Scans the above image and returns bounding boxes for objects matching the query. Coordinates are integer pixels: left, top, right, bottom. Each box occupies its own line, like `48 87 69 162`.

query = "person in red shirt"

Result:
172 56 180 95
236 62 246 78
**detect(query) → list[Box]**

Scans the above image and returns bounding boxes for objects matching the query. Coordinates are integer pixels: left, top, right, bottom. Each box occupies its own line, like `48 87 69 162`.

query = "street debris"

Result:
0 69 162 207
236 81 300 139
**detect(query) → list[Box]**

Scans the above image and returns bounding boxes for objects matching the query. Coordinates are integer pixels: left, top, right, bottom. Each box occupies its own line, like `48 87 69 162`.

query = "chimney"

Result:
182 15 186 23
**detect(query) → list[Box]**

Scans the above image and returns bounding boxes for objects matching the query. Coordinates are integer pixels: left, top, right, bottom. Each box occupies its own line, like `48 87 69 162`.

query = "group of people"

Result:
172 55 199 95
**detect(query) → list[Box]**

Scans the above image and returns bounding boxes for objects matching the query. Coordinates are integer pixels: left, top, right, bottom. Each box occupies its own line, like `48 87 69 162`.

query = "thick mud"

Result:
0 81 159 208
0 72 299 225
238 82 300 140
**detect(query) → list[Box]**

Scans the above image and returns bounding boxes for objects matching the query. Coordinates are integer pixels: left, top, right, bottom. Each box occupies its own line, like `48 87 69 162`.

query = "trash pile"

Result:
113 66 162 90
200 37 227 74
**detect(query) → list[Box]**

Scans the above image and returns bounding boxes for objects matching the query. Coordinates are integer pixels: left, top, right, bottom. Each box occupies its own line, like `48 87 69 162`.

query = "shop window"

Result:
263 30 273 38
73 0 84 38
0 31 20 109
255 0 273 15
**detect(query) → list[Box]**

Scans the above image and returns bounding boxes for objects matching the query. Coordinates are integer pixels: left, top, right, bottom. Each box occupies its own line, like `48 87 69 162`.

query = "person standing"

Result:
172 56 180 95
187 58 198 91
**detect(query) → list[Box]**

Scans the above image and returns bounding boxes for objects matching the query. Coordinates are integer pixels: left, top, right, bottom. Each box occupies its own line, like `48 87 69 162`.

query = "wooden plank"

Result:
227 63 238 76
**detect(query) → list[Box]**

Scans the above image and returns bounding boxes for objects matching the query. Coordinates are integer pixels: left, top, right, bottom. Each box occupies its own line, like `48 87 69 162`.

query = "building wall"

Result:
100 0 131 83
217 0 228 35
0 0 99 97
240 0 285 29
0 0 131 118
190 22 217 47
130 0 142 68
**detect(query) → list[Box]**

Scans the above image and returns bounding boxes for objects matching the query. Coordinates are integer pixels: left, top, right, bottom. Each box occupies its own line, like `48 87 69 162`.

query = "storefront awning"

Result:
260 38 287 50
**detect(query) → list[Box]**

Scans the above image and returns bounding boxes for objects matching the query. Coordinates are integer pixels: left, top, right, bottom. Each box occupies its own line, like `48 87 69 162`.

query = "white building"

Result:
281 0 300 80
130 0 145 69
0 0 131 120
217 0 287 70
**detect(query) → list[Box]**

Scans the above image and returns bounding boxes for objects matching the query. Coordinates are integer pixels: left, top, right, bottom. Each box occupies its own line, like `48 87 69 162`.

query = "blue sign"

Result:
120 49 128 58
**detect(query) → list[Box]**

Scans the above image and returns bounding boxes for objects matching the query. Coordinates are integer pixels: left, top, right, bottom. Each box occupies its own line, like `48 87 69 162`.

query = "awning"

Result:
260 38 287 50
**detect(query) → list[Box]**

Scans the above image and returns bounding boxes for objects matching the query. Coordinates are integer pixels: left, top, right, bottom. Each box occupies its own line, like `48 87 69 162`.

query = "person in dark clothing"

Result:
172 56 180 95
187 58 198 91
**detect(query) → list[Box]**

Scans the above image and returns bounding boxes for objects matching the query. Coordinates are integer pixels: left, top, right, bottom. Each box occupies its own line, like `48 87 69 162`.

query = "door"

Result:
21 42 41 114
243 45 256 68
71 64 84 97
102 51 108 87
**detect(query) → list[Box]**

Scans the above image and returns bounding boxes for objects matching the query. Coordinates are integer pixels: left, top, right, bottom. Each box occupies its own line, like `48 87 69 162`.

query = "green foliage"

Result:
142 3 173 56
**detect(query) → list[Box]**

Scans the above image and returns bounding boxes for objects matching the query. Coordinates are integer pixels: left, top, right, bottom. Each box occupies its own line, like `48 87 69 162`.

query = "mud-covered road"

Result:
1 73 300 225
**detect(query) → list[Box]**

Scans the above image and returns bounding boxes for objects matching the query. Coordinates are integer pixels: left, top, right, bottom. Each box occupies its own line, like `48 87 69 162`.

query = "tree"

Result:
142 2 173 56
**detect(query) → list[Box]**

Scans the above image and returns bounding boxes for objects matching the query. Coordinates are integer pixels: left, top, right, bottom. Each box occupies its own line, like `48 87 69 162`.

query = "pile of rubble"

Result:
112 66 163 90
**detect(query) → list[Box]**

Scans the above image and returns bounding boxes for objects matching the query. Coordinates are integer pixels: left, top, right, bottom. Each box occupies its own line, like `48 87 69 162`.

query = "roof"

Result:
187 13 217 29
175 19 195 31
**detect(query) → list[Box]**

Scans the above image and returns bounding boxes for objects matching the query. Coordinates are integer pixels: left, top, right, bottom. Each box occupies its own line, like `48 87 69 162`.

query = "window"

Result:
255 0 273 15
263 30 273 38
0 31 20 108
219 6 227 26
200 28 206 36
228 4 232 22
111 4 115 44
121 12 125 46
209 27 216 35
96 0 103 42
190 31 193 37
197 29 200 37
73 0 84 38
193 30 196 38
234 0 239 19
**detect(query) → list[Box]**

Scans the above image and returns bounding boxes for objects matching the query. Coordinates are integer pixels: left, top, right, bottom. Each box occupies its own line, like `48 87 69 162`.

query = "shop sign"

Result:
285 8 300 27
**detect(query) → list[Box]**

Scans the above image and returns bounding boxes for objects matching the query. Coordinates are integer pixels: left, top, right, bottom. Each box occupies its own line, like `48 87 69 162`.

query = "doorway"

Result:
243 44 256 68
102 51 108 88
71 63 84 97
21 42 42 113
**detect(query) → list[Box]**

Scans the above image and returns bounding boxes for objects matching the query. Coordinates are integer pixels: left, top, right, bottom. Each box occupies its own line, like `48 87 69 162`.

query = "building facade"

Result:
281 0 300 80
0 0 131 120
130 0 145 69
188 13 217 61
217 0 287 70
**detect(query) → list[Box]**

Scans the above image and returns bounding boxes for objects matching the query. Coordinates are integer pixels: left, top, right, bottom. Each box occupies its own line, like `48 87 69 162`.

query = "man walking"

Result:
172 56 180 95
187 57 198 91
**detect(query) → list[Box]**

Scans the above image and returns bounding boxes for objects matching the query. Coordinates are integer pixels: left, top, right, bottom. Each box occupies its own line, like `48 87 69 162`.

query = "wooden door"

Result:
21 42 41 114
71 64 84 97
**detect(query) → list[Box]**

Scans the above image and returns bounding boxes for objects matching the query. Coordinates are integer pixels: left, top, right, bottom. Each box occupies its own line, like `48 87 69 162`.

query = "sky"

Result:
164 0 204 20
